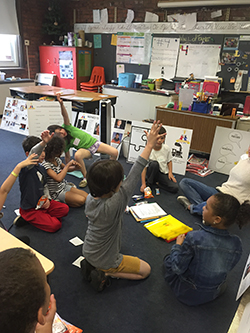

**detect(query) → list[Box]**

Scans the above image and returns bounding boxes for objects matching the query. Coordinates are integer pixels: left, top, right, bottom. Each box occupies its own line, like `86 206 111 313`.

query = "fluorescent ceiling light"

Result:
158 0 250 8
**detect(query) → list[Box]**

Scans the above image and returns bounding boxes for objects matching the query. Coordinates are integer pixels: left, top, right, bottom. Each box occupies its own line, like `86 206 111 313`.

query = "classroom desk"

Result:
156 105 238 154
0 79 34 116
0 228 54 275
9 85 117 114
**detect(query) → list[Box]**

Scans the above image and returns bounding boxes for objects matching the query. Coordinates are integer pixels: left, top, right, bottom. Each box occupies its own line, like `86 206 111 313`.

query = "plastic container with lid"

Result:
0 72 6 80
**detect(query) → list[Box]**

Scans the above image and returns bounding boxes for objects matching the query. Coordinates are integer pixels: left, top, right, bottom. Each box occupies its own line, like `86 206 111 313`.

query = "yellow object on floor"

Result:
144 214 193 242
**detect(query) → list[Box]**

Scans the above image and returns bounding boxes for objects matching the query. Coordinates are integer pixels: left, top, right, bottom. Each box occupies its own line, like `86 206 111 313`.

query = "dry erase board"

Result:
86 32 250 91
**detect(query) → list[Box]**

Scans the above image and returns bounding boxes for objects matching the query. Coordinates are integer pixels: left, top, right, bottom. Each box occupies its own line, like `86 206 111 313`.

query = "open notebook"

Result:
129 202 167 222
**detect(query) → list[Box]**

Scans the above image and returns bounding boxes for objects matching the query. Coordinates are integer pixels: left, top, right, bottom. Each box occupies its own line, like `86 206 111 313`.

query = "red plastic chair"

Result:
80 66 106 91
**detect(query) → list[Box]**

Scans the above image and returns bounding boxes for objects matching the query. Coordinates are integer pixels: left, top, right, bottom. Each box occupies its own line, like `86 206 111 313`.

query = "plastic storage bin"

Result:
192 101 211 114
118 73 136 88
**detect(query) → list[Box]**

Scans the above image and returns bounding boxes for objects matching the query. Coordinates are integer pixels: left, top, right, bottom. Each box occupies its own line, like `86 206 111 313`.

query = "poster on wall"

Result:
0 98 29 136
127 121 193 175
149 37 180 80
78 50 92 77
116 32 151 64
59 51 74 79
208 126 250 175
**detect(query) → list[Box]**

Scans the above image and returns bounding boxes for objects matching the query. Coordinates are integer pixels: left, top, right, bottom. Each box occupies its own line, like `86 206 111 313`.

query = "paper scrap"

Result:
14 209 20 216
94 34 102 49
145 11 159 22
69 236 84 246
100 8 108 24
116 64 125 78
125 9 134 23
111 34 117 46
93 9 100 23
211 10 222 19
72 256 85 268
68 96 93 101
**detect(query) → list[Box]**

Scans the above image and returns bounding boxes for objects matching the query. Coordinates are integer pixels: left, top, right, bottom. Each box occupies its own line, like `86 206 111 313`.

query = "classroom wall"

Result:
5 0 250 81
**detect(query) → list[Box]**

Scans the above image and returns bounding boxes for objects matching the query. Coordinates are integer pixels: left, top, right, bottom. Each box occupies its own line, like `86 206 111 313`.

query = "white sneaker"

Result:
79 178 87 188
67 182 77 188
177 196 191 210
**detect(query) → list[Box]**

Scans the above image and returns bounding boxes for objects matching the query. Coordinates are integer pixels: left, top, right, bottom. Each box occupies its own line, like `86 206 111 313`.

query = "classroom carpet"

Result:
1 128 249 333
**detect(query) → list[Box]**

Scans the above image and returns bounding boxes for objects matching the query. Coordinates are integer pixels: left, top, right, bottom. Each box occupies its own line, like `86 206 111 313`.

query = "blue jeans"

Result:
179 178 218 215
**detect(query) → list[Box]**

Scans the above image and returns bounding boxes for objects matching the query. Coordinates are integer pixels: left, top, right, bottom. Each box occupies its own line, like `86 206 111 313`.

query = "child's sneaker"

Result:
13 215 28 227
177 196 191 210
67 182 77 188
90 269 111 292
80 258 95 282
79 178 87 188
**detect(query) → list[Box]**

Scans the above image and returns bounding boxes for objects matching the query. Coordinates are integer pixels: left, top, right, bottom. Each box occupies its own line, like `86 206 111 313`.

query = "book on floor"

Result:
129 202 167 222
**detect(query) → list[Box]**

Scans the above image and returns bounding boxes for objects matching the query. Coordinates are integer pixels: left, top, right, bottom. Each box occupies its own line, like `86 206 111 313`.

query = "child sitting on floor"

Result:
164 192 250 306
18 131 69 232
140 126 178 194
42 136 88 207
47 94 118 188
81 121 164 291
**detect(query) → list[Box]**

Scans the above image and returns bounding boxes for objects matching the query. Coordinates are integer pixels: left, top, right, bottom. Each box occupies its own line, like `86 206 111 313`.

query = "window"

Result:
0 34 21 68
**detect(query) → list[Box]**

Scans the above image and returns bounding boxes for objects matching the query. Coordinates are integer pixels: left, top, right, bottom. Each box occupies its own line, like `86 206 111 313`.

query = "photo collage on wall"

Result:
220 37 239 65
1 97 29 135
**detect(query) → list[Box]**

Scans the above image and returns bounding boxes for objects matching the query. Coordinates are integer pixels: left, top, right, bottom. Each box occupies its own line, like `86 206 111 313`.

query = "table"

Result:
9 85 117 114
0 79 34 116
156 105 238 154
0 228 54 275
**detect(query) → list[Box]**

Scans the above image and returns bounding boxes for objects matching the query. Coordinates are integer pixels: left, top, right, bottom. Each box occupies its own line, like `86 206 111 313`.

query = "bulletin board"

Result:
217 35 250 92
86 32 250 91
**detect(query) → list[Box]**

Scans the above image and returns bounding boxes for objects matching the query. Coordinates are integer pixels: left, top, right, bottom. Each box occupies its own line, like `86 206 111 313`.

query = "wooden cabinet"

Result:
39 46 93 90
156 106 238 154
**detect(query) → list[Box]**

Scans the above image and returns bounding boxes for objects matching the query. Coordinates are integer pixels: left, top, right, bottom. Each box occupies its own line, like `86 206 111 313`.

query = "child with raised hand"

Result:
42 136 88 207
18 130 69 232
47 94 118 188
81 121 165 291
164 192 250 306
140 126 178 194
0 153 39 213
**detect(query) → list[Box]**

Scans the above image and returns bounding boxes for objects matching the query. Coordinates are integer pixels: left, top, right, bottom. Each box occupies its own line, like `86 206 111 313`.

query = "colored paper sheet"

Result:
94 34 102 49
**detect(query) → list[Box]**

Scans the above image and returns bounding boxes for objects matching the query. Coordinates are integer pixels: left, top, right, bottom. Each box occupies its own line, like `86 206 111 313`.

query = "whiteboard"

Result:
149 37 180 80
176 44 221 79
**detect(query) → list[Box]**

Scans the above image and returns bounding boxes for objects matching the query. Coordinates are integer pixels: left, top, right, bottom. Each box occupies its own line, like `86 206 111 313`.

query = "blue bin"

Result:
192 101 211 114
118 73 136 88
